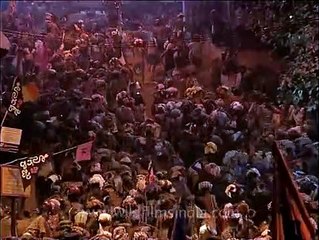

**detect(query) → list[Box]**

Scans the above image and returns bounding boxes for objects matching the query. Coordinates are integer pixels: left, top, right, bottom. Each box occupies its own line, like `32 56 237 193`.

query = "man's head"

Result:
155 18 161 26
210 9 216 17
177 13 184 19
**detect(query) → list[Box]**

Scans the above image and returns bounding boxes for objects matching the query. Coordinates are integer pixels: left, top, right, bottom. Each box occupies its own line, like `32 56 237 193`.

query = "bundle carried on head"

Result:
185 86 203 98
204 142 218 155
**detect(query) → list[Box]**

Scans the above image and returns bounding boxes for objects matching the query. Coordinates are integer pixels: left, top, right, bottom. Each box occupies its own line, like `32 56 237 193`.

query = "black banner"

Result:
19 153 50 189
7 76 23 117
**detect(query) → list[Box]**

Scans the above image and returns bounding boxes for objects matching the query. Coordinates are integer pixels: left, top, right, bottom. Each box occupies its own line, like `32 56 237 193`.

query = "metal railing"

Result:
272 141 315 240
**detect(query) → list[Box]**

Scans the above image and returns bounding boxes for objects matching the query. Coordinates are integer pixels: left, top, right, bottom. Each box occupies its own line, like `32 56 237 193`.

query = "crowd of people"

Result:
0 2 318 240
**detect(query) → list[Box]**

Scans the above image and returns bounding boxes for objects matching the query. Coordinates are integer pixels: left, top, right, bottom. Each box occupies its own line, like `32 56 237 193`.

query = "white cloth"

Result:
48 174 60 183
221 73 242 88
98 213 112 222
89 174 105 189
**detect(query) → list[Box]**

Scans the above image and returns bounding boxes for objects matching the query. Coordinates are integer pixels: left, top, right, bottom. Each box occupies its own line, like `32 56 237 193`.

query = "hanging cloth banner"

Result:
0 126 22 153
75 141 93 162
19 153 51 189
1 76 23 128
8 76 23 117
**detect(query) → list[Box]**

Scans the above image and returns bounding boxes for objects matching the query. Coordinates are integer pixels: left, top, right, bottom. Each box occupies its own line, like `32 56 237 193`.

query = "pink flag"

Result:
149 167 155 184
75 141 93 162
148 160 155 184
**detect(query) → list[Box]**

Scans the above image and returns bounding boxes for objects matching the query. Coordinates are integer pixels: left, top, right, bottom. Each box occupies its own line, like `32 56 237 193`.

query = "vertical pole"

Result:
227 1 235 49
115 1 123 33
0 73 2 110
116 6 120 31
191 198 195 239
227 1 231 24
182 1 186 33
16 48 22 77
141 47 145 85
0 110 8 127
0 48 4 108
11 197 17 237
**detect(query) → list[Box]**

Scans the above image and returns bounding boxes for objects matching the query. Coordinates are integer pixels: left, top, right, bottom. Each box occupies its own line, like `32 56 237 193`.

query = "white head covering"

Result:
120 156 131 164
222 203 234 219
98 213 112 222
225 184 237 198
246 168 261 177
230 101 244 111
198 181 213 191
89 174 105 189
35 40 44 49
48 174 61 183
199 224 217 236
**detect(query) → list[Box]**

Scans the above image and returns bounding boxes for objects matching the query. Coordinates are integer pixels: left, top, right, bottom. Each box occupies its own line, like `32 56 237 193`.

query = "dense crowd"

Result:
0 2 318 240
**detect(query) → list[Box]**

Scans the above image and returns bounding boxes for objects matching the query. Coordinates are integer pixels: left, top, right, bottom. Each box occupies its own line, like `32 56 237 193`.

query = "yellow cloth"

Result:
185 86 203 98
26 215 51 238
74 211 88 226
204 142 217 154
0 217 11 238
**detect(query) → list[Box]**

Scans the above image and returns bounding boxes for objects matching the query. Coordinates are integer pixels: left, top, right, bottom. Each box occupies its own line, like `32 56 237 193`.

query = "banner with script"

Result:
7 76 23 117
19 153 50 189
